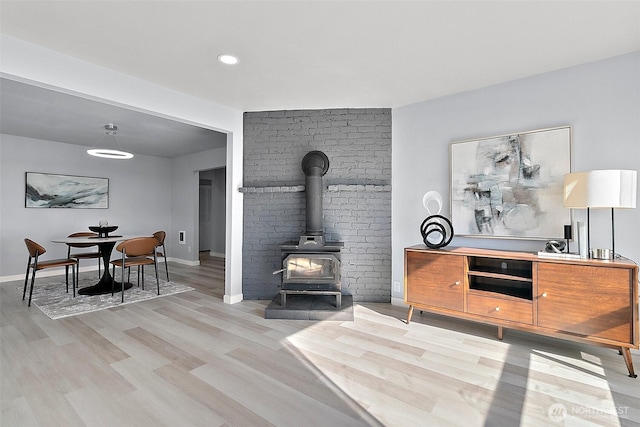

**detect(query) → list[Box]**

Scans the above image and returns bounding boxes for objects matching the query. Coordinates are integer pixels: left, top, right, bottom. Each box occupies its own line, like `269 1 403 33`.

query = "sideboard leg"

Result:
620 347 637 378
406 305 414 324
497 326 504 340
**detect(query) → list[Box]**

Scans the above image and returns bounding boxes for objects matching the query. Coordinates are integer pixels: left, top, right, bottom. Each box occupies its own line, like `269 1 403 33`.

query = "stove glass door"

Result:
283 254 339 283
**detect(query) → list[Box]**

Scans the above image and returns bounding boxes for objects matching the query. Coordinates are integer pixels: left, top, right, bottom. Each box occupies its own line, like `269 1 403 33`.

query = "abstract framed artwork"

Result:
25 172 109 208
450 126 571 239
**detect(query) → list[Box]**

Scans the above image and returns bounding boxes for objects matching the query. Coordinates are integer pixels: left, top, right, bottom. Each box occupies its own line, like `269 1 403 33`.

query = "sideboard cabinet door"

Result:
537 263 633 344
405 250 464 312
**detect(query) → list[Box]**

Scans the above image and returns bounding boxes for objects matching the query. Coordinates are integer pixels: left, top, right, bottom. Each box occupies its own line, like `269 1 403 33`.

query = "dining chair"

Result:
66 232 102 277
153 231 169 281
23 238 78 307
126 231 169 282
110 237 160 303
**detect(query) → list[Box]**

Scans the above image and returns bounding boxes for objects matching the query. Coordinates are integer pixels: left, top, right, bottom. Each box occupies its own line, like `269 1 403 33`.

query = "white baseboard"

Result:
391 296 406 306
0 260 185 284
1 266 83 283
208 251 225 258
166 257 200 267
224 293 243 304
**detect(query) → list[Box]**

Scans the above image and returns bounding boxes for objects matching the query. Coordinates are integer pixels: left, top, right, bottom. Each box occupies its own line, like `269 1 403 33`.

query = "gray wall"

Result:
242 109 392 301
0 133 227 279
392 52 640 303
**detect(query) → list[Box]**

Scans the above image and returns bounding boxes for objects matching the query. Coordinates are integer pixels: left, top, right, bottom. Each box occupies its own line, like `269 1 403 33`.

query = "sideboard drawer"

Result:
467 293 533 325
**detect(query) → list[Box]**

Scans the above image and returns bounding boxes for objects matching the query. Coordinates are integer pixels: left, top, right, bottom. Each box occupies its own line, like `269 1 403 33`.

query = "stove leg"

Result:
281 292 286 307
336 293 341 308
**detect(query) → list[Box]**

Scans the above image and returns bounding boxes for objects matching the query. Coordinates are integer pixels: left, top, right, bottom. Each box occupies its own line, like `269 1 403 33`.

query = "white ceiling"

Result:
1 1 639 156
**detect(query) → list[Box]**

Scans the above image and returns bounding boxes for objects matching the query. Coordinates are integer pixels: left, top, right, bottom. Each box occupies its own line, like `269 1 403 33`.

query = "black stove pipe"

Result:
301 151 329 236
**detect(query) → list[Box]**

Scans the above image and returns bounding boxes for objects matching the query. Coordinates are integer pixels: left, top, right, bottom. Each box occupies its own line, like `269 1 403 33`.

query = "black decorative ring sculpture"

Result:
420 214 454 249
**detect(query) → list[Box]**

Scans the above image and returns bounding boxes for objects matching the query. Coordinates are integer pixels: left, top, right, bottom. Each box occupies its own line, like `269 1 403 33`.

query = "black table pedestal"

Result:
77 241 133 296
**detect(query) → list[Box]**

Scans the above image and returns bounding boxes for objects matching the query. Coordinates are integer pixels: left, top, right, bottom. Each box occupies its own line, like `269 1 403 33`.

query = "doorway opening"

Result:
199 167 227 260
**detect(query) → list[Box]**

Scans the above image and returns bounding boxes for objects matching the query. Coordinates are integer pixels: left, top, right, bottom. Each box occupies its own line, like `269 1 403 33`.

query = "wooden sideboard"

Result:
404 245 639 377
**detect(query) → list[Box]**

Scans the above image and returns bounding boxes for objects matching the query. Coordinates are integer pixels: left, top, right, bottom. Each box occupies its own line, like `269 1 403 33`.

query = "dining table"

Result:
52 233 140 295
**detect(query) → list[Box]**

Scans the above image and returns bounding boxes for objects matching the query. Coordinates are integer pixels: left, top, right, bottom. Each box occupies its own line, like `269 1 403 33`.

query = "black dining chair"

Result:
23 238 78 307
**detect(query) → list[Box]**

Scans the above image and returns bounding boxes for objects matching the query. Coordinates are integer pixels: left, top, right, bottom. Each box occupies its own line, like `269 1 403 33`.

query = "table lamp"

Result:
563 170 637 259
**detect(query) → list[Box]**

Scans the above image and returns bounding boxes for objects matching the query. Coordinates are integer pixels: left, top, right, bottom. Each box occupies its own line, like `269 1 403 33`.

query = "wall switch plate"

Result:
179 231 186 244
393 281 401 292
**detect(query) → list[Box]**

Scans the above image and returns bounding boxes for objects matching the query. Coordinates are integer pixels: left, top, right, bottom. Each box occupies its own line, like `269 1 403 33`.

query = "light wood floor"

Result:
1 253 638 426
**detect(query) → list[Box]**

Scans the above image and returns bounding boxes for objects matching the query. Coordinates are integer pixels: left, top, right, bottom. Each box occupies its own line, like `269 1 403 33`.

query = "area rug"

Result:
28 275 194 320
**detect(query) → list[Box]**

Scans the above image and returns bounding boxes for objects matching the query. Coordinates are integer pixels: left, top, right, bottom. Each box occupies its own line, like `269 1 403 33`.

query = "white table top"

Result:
52 235 141 244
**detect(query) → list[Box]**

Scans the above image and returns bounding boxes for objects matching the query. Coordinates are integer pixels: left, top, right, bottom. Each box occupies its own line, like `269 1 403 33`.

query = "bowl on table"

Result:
88 225 119 238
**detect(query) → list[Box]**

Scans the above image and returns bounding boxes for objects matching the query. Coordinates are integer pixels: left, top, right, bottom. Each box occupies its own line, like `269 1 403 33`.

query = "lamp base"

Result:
590 248 612 260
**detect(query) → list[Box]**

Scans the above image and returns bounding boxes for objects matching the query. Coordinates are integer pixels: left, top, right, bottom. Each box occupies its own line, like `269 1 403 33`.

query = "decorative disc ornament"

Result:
422 191 443 214
420 191 454 249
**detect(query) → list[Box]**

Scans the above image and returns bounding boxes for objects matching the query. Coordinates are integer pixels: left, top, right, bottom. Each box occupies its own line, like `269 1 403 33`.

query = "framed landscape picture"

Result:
25 172 109 208
450 126 571 239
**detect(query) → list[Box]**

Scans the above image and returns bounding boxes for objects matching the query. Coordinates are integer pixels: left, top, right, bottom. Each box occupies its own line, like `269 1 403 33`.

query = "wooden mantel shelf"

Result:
239 184 391 193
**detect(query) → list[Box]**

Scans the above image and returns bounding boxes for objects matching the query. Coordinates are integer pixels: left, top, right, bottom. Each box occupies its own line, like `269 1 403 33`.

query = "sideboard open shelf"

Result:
404 245 639 378
467 256 533 300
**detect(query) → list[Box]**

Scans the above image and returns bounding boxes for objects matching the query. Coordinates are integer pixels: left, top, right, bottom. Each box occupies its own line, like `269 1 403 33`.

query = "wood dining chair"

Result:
125 231 169 282
111 237 160 303
23 238 78 307
66 232 102 277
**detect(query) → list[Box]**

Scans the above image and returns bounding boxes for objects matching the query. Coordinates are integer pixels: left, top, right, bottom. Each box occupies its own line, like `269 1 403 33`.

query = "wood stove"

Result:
274 151 344 307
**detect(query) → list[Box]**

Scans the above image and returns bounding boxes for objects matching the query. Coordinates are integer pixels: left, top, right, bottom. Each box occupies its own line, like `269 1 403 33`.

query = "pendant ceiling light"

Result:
87 124 134 159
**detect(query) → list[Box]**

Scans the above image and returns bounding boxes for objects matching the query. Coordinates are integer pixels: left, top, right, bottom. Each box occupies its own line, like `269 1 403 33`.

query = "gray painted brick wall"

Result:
242 109 391 302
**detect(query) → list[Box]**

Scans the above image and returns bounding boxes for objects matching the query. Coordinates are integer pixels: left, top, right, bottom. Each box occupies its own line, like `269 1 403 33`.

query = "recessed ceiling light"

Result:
217 54 239 65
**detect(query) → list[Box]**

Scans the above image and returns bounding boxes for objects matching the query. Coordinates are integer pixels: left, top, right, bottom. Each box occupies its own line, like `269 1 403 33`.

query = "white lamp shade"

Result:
564 170 637 209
